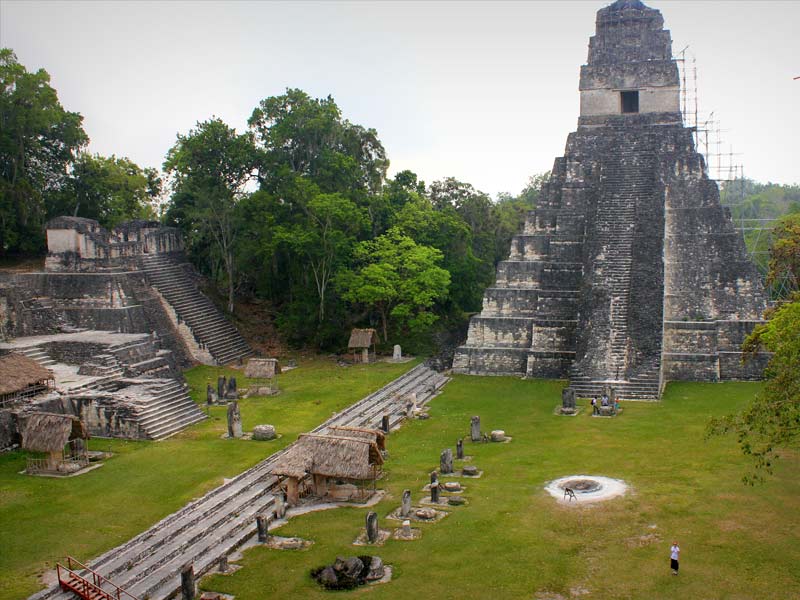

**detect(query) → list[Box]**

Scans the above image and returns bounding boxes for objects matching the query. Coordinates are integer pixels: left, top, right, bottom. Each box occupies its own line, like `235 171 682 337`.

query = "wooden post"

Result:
286 477 300 505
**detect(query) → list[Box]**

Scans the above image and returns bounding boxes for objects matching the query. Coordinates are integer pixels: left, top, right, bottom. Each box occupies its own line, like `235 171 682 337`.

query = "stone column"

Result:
393 344 402 360
430 470 438 486
206 384 214 405
401 489 411 517
470 416 481 442
227 376 237 398
381 414 390 433
430 482 439 503
440 448 453 474
366 511 379 543
456 438 464 460
217 376 226 400
180 563 195 600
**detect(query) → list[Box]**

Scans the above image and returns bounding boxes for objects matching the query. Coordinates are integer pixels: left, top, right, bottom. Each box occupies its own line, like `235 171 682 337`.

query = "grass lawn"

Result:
200 376 800 600
0 357 418 600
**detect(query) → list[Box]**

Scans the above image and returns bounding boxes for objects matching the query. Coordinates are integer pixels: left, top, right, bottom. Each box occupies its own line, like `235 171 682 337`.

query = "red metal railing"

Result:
56 556 140 600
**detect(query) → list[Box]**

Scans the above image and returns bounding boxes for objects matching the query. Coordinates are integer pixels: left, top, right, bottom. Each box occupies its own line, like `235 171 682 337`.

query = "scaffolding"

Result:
675 49 792 299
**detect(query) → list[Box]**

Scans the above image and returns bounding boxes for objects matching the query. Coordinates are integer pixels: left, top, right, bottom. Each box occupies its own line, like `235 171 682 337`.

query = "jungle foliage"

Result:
0 50 545 350
708 214 800 483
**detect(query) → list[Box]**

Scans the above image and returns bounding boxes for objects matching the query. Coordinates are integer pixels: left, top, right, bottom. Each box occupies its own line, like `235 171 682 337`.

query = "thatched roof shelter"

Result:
244 358 280 379
0 353 54 397
326 426 386 451
348 328 378 349
270 433 383 480
20 412 87 453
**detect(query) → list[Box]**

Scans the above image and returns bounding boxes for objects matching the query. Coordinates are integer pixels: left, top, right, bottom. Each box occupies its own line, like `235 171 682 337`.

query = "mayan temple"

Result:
452 0 769 399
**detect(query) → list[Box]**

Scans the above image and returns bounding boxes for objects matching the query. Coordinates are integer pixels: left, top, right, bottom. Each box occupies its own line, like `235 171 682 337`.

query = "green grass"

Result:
0 357 418 600
199 377 800 600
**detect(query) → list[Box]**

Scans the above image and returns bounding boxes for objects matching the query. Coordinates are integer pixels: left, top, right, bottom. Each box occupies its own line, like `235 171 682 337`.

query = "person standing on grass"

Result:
670 541 680 575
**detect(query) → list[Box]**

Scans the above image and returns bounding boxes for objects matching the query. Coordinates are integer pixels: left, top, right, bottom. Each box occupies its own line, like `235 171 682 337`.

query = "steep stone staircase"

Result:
569 135 662 400
138 254 252 366
31 364 448 600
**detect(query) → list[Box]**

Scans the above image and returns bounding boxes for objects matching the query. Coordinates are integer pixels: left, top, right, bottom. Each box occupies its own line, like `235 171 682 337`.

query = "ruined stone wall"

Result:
45 217 183 273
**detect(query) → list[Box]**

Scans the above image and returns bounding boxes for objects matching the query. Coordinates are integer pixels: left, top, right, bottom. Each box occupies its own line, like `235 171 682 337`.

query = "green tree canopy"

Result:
164 117 257 313
49 154 160 228
338 228 450 341
0 48 88 254
248 88 388 197
708 217 800 483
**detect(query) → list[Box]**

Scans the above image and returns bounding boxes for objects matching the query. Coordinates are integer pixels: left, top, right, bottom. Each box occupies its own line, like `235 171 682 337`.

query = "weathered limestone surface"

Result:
29 364 449 600
453 0 768 399
0 217 252 367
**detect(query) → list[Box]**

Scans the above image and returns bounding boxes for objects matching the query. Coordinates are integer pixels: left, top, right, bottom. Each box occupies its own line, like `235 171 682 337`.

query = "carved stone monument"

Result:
430 482 440 503
227 400 242 438
227 376 237 399
561 388 577 414
217 376 226 401
366 511 379 544
393 345 402 361
256 514 269 543
456 438 464 459
440 448 453 474
401 489 412 517
206 384 214 405
180 563 195 600
470 416 481 442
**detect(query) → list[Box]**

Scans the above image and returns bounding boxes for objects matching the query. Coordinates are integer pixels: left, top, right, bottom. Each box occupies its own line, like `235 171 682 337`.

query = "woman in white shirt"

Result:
670 541 680 575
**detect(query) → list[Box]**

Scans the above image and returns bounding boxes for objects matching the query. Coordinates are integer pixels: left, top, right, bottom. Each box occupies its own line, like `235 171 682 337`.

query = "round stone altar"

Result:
544 475 628 504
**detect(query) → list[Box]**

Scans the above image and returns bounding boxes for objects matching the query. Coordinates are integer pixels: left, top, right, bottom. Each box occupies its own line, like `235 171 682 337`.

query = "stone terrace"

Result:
30 363 449 600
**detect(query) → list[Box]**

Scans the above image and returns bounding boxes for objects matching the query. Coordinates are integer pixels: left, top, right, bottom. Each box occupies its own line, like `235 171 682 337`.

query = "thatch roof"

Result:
327 426 386 451
20 412 87 453
0 353 54 396
348 328 378 349
244 358 280 379
270 433 383 480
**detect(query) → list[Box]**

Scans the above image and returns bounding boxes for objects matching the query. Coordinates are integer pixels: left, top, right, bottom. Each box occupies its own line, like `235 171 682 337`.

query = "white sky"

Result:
1 0 798 197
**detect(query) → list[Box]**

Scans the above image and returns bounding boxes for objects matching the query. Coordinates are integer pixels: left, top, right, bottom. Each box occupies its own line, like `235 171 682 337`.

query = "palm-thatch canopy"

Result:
0 353 54 396
326 426 386 451
270 433 383 480
20 412 87 453
348 328 378 349
244 358 280 379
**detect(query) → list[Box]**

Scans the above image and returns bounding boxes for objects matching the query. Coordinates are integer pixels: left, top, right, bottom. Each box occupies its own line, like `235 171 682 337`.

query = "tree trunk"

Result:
380 309 388 342
226 250 235 315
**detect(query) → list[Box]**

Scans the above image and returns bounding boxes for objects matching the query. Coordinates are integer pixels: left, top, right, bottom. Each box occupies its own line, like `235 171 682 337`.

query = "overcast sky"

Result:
1 0 798 197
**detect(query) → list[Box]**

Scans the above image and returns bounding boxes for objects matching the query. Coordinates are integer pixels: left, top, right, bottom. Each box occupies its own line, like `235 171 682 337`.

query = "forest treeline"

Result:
0 49 544 350
3 49 798 351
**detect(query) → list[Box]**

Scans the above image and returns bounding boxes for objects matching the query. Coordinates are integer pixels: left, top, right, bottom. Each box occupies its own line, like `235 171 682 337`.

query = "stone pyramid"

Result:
453 0 768 399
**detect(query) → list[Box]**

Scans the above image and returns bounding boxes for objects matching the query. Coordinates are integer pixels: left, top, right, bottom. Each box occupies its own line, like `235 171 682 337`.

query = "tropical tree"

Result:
164 118 256 313
708 216 800 483
49 154 160 228
0 48 88 254
338 228 450 341
248 88 388 198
